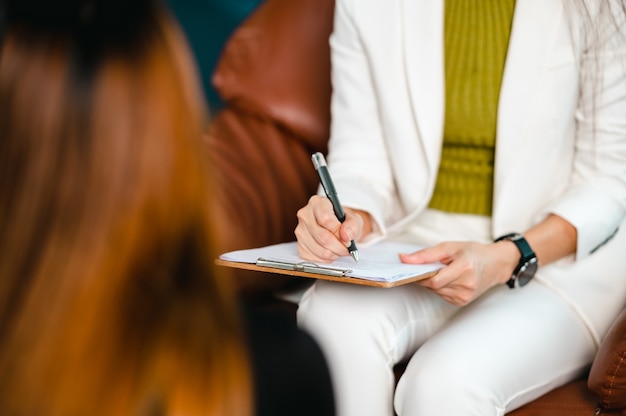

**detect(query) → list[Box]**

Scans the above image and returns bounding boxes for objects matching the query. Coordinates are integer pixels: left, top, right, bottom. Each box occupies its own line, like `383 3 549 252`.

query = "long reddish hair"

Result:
0 3 251 415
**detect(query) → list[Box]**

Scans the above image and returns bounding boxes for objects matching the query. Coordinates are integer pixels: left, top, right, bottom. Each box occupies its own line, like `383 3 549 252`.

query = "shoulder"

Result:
334 0 405 34
336 0 403 19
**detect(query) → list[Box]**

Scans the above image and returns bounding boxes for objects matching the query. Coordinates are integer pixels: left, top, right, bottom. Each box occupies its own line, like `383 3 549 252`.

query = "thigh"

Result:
298 280 459 364
394 282 596 416
297 280 459 416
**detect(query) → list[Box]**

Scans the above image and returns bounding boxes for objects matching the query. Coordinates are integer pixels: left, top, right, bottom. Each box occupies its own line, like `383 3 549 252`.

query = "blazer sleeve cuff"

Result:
543 188 625 259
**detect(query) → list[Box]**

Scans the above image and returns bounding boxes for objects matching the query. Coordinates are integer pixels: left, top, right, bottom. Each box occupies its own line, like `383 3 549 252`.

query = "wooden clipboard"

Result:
215 258 438 288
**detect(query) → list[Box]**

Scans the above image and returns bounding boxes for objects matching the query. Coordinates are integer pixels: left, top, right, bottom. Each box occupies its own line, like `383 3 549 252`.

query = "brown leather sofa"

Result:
206 0 626 414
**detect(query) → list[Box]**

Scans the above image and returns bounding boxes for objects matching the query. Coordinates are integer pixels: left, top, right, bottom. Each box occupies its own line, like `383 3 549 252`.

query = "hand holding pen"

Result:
311 152 360 263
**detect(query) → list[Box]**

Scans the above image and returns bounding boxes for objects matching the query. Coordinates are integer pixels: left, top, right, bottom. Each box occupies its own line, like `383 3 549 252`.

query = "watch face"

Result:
517 258 538 287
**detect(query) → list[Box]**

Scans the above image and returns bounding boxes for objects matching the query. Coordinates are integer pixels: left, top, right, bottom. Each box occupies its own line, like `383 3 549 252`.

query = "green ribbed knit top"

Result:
428 0 515 216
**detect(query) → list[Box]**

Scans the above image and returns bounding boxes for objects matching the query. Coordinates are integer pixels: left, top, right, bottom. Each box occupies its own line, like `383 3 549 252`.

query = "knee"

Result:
297 283 355 335
297 282 401 354
394 352 503 416
298 282 386 331
395 354 456 411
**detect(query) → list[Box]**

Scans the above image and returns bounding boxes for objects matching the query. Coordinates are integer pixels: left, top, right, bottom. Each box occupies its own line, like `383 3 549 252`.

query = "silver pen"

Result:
311 152 360 263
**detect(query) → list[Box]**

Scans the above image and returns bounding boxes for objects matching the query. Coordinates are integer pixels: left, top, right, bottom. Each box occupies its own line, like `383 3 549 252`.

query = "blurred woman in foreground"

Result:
0 0 252 414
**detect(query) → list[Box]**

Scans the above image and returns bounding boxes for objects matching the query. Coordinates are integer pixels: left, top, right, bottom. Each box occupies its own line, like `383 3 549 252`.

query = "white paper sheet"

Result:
219 240 443 283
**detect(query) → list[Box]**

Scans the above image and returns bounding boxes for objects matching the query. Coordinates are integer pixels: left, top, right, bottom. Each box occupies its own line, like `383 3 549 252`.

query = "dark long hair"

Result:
0 1 252 415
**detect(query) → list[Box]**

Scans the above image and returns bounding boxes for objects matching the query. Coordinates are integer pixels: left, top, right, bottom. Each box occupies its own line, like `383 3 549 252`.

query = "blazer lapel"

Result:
399 0 565 219
401 0 445 175
496 0 565 173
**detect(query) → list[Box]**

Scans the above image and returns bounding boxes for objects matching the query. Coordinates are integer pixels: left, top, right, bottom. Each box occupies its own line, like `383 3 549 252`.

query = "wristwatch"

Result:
494 233 538 289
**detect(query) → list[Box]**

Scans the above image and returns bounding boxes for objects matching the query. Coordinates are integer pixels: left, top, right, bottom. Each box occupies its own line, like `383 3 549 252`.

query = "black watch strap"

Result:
494 233 538 289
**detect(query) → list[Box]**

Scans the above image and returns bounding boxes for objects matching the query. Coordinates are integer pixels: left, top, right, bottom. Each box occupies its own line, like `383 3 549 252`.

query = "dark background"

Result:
167 0 263 112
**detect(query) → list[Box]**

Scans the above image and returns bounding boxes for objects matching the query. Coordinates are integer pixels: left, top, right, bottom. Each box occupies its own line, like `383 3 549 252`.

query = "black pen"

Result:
311 152 359 263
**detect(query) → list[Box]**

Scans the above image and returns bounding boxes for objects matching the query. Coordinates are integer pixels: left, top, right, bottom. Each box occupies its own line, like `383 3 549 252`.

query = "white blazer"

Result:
325 0 626 344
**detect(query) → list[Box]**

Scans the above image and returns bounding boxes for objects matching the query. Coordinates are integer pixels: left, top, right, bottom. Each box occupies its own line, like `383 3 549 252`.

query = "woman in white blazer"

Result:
295 0 626 415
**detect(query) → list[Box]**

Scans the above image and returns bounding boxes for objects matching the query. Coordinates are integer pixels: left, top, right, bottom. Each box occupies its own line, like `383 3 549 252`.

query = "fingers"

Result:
339 209 362 245
407 242 487 306
399 243 454 265
295 195 356 262
421 263 479 304
424 285 474 306
420 257 474 291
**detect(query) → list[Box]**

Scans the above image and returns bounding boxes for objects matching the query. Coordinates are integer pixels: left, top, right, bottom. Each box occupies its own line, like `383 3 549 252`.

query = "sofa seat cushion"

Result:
507 378 597 416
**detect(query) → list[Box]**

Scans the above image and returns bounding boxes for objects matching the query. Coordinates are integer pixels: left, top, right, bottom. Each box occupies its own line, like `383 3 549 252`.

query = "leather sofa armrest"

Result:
588 308 626 411
208 0 335 251
206 0 336 296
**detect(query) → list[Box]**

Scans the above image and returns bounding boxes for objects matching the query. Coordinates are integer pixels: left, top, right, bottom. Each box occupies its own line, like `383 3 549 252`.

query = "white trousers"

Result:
297 210 596 416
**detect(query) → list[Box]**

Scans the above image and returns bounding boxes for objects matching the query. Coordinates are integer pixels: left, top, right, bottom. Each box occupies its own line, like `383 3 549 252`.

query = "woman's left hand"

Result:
399 241 519 306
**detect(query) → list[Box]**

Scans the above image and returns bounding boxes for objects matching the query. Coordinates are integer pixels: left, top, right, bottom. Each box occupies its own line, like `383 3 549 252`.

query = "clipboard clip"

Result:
256 258 352 277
